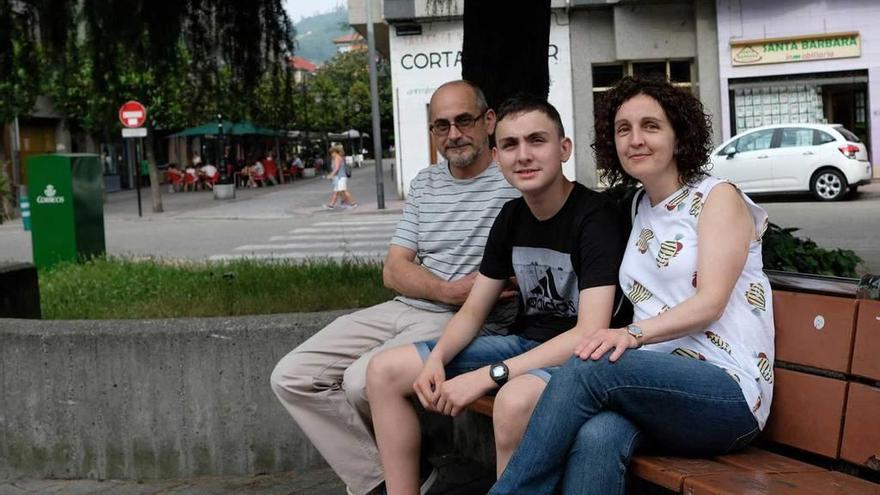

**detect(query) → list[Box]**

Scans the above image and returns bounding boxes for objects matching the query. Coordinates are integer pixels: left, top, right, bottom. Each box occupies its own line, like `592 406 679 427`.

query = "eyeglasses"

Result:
429 111 487 136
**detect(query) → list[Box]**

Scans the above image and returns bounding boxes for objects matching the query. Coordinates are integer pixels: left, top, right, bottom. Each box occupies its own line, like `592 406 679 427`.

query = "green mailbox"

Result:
27 154 105 269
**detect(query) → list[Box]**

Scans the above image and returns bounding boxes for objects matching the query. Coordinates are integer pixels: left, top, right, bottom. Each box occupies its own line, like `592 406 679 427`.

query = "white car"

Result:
709 123 873 201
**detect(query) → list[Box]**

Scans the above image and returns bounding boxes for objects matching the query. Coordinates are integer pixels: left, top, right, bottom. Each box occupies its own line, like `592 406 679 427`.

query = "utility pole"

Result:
366 0 385 209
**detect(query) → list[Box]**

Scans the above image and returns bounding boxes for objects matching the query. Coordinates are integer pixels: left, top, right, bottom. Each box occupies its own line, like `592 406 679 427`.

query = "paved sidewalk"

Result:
0 455 495 495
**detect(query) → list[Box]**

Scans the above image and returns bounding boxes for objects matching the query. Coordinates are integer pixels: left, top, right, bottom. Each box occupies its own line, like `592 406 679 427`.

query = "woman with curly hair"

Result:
490 76 775 495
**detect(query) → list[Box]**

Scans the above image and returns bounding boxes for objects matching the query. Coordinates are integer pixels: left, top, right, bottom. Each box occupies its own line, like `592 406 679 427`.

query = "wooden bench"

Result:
466 272 880 494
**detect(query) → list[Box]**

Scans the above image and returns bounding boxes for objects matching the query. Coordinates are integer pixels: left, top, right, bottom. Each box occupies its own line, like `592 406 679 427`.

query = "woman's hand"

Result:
412 357 445 411
574 327 638 362
436 368 495 417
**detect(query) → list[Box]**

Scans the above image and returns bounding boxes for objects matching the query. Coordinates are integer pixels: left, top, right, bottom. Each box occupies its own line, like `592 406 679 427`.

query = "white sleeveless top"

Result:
620 175 775 429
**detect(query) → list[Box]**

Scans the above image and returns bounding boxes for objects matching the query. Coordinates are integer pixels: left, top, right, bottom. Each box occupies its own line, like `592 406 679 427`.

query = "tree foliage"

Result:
298 50 392 136
3 0 296 134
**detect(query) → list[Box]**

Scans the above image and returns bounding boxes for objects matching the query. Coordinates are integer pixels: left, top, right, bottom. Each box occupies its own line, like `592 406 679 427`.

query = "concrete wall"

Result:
0 312 351 480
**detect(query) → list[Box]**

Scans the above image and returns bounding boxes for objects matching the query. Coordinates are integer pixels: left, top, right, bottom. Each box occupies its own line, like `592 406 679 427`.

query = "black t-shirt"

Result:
479 182 627 343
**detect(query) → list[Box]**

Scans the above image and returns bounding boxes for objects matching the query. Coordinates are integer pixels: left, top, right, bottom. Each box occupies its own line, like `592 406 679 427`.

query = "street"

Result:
0 160 404 264
0 166 877 275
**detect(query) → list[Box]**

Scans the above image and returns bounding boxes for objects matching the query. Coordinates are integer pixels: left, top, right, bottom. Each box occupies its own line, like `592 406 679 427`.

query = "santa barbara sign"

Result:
731 32 860 66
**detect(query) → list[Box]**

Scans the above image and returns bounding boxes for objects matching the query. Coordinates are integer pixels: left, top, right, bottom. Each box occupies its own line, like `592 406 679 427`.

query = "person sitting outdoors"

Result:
248 158 266 188
270 80 521 495
489 76 775 495
366 95 628 494
263 153 279 185
291 154 304 179
200 163 219 190
184 163 199 192
165 163 184 192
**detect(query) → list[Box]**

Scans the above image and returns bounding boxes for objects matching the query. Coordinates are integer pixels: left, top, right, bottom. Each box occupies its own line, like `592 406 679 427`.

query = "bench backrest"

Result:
764 291 880 472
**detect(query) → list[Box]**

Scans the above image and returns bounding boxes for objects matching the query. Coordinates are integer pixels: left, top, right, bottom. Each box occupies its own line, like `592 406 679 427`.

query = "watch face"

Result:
491 366 505 378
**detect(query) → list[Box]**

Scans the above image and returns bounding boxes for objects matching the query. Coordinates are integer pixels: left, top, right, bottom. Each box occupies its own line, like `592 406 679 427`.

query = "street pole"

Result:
217 114 226 183
128 138 142 217
365 0 385 209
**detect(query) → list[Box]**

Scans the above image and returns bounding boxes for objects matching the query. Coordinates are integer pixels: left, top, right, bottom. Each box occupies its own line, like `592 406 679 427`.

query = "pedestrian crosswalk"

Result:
208 213 401 262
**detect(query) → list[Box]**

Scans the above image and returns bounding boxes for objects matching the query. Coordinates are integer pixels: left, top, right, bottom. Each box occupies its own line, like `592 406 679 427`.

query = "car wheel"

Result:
811 168 848 201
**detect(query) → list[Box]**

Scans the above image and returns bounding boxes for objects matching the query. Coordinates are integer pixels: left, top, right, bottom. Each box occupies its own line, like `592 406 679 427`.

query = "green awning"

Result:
170 121 282 137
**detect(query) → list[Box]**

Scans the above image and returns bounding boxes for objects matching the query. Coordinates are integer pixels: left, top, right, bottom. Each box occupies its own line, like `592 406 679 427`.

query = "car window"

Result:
834 126 861 143
735 129 775 152
814 130 836 145
779 128 813 148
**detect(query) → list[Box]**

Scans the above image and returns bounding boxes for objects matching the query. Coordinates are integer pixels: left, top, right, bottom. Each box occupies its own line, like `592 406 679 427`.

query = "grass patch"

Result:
40 257 395 319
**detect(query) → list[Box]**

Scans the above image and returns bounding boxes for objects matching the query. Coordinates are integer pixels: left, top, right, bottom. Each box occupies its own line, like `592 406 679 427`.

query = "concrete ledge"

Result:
0 311 350 480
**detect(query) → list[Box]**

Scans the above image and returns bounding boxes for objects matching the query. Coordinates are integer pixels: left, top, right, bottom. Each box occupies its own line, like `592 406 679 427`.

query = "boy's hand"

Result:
436 368 495 417
574 327 638 363
413 357 445 411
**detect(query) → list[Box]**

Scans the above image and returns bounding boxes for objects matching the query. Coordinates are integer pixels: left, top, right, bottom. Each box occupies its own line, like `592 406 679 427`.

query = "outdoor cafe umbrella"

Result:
170 121 282 137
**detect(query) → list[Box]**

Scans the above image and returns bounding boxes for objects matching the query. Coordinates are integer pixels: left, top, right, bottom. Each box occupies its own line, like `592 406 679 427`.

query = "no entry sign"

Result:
118 101 147 128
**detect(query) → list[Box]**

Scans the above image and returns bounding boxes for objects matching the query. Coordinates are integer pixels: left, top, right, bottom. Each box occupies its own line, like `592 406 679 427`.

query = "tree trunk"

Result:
462 0 550 109
144 133 163 213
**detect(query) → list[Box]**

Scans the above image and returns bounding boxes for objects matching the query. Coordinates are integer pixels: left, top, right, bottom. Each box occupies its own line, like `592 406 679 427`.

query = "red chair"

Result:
165 170 184 192
183 172 198 192
204 171 219 189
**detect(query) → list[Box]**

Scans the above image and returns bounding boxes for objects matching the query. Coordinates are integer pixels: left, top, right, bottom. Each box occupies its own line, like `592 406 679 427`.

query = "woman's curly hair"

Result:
592 76 714 188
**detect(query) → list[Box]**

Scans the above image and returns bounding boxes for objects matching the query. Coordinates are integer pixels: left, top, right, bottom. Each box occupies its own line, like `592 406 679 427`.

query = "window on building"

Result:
592 60 695 109
855 90 866 124
592 64 624 90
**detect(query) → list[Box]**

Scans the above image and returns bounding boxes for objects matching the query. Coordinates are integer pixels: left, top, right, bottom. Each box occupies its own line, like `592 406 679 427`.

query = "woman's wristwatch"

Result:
625 324 644 348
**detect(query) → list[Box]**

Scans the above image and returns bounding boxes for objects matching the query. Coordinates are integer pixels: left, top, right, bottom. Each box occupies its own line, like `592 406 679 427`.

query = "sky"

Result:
284 0 345 23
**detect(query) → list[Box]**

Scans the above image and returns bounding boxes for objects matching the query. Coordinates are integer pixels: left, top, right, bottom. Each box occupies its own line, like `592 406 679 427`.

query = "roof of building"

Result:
291 56 318 72
333 32 365 45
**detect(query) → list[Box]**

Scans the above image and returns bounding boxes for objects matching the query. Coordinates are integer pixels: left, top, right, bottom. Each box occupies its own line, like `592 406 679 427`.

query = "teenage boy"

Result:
366 95 628 494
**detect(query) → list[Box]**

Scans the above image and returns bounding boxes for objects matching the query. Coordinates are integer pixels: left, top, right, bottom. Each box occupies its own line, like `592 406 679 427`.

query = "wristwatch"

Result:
489 362 509 386
625 324 644 348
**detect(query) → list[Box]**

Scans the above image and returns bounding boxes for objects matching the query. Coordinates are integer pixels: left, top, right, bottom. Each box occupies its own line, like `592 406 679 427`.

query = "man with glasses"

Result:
271 80 519 495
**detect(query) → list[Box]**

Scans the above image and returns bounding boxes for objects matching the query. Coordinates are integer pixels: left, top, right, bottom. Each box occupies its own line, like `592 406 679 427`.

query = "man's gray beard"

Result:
445 141 485 168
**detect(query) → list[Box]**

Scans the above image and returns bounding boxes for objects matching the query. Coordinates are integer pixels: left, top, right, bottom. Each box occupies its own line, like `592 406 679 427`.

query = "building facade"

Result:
353 0 721 196
717 0 880 176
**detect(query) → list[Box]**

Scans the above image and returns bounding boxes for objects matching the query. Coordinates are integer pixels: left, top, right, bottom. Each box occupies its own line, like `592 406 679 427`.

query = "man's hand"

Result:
436 368 496 417
574 327 638 363
413 357 446 411
439 272 478 305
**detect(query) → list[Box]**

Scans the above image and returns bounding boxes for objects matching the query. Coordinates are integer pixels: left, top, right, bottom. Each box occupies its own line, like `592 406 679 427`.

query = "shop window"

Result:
855 91 866 124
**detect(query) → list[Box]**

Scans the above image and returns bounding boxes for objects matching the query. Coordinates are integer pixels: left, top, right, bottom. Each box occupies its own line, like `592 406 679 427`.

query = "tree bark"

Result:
144 133 163 213
462 0 550 109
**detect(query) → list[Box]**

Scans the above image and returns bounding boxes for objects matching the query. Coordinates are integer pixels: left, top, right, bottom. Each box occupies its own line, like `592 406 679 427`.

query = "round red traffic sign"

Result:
118 101 147 128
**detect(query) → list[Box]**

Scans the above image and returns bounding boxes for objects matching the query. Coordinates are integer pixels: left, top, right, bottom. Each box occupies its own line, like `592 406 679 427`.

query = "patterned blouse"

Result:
620 175 775 428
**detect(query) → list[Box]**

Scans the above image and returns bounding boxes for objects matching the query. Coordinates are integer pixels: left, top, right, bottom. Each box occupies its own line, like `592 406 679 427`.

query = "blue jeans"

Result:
415 334 555 384
490 350 760 495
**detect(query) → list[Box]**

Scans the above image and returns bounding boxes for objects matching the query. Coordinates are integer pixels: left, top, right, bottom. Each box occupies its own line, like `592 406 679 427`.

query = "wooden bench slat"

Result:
629 455 744 492
773 291 858 374
841 382 880 471
774 471 880 495
763 368 848 458
468 396 495 417
682 470 880 495
852 300 880 381
714 446 826 474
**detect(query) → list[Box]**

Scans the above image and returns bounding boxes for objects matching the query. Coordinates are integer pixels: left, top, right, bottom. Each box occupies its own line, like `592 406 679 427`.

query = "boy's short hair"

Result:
495 94 565 138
